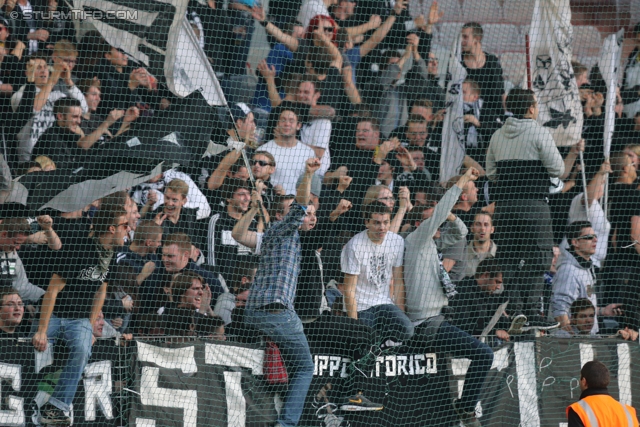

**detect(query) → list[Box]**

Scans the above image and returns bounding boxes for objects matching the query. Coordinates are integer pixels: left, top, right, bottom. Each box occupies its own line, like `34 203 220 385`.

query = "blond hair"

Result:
53 39 78 58
34 156 56 171
165 179 189 199
363 185 390 206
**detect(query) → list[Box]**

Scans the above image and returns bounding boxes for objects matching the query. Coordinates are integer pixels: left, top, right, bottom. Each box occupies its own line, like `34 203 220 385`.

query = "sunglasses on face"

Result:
576 234 597 241
252 160 272 167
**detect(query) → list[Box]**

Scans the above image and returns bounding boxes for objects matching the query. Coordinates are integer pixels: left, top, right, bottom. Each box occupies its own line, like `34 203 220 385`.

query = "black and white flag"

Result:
599 29 623 158
529 0 583 147
440 34 467 184
71 0 227 106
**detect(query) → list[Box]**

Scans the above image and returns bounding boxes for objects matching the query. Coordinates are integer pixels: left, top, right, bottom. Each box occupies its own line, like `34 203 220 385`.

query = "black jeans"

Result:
413 319 494 413
493 199 555 317
303 313 376 361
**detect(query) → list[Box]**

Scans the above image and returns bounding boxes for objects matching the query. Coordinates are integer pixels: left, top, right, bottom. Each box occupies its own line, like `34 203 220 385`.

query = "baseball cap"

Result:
229 102 252 124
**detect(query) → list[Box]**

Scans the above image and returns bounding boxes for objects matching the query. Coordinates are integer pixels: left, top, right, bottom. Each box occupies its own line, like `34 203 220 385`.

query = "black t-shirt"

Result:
448 277 509 336
463 52 504 124
54 216 93 247
330 148 380 203
146 207 201 246
50 237 112 319
317 66 352 116
331 146 404 203
206 210 257 278
452 204 484 237
0 54 25 116
297 230 327 319
609 183 640 265
0 324 29 340
31 124 84 168
139 262 225 313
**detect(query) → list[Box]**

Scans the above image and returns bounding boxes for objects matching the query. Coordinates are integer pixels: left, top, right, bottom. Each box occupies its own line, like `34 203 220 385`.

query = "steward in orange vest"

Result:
567 361 639 427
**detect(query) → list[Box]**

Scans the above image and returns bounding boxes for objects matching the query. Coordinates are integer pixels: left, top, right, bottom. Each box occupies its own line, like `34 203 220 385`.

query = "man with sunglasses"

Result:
551 221 622 336
251 151 280 212
31 204 129 425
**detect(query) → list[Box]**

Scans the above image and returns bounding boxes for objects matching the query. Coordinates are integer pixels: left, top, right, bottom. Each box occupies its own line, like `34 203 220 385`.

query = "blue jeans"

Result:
415 320 493 413
358 304 415 343
31 316 93 412
245 308 314 427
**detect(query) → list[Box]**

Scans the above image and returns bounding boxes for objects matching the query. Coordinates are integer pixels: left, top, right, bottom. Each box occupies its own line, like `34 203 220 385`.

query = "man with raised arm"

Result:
244 158 321 427
31 204 129 425
404 167 493 427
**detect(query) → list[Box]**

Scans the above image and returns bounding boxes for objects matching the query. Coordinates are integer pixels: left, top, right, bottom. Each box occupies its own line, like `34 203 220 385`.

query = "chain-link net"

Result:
0 0 639 426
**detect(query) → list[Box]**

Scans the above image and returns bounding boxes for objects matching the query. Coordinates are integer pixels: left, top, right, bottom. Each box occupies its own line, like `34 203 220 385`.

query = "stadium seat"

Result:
503 0 536 25
573 26 602 58
500 51 527 88
409 0 463 22
482 24 523 54
461 0 503 23
632 0 640 25
575 55 598 72
435 22 464 50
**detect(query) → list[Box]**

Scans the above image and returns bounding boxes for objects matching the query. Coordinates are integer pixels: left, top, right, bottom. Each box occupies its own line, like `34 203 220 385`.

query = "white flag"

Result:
529 0 583 147
72 0 227 107
440 35 467 184
598 30 623 158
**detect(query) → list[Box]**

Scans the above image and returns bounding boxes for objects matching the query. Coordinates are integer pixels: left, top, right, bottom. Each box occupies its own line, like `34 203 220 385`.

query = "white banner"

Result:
599 30 623 158
530 0 584 147
440 35 467 184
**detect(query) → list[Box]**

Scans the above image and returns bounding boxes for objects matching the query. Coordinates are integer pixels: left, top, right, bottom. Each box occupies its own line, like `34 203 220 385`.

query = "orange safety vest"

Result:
567 394 639 427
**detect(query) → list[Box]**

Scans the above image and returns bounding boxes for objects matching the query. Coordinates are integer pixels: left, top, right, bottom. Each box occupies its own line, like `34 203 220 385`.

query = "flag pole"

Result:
579 150 590 221
525 34 532 90
228 109 270 228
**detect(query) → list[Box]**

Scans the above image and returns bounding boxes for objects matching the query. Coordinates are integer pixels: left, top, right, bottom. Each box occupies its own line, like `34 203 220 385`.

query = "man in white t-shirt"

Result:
297 0 337 29
257 108 317 194
341 201 414 343
297 80 331 177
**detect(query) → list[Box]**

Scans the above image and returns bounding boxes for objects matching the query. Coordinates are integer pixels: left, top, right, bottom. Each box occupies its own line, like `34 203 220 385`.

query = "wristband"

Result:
260 19 270 27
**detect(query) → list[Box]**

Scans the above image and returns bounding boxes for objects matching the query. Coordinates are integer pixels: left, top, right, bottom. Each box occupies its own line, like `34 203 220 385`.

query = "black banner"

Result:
2 338 640 426
0 338 123 427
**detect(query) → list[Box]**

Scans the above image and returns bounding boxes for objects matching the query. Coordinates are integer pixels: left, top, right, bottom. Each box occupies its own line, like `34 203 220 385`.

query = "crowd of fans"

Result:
3 0 640 426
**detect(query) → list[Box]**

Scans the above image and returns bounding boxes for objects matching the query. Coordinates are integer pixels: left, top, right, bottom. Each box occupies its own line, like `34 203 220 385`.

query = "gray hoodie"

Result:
404 185 467 323
486 117 564 202
551 246 598 334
